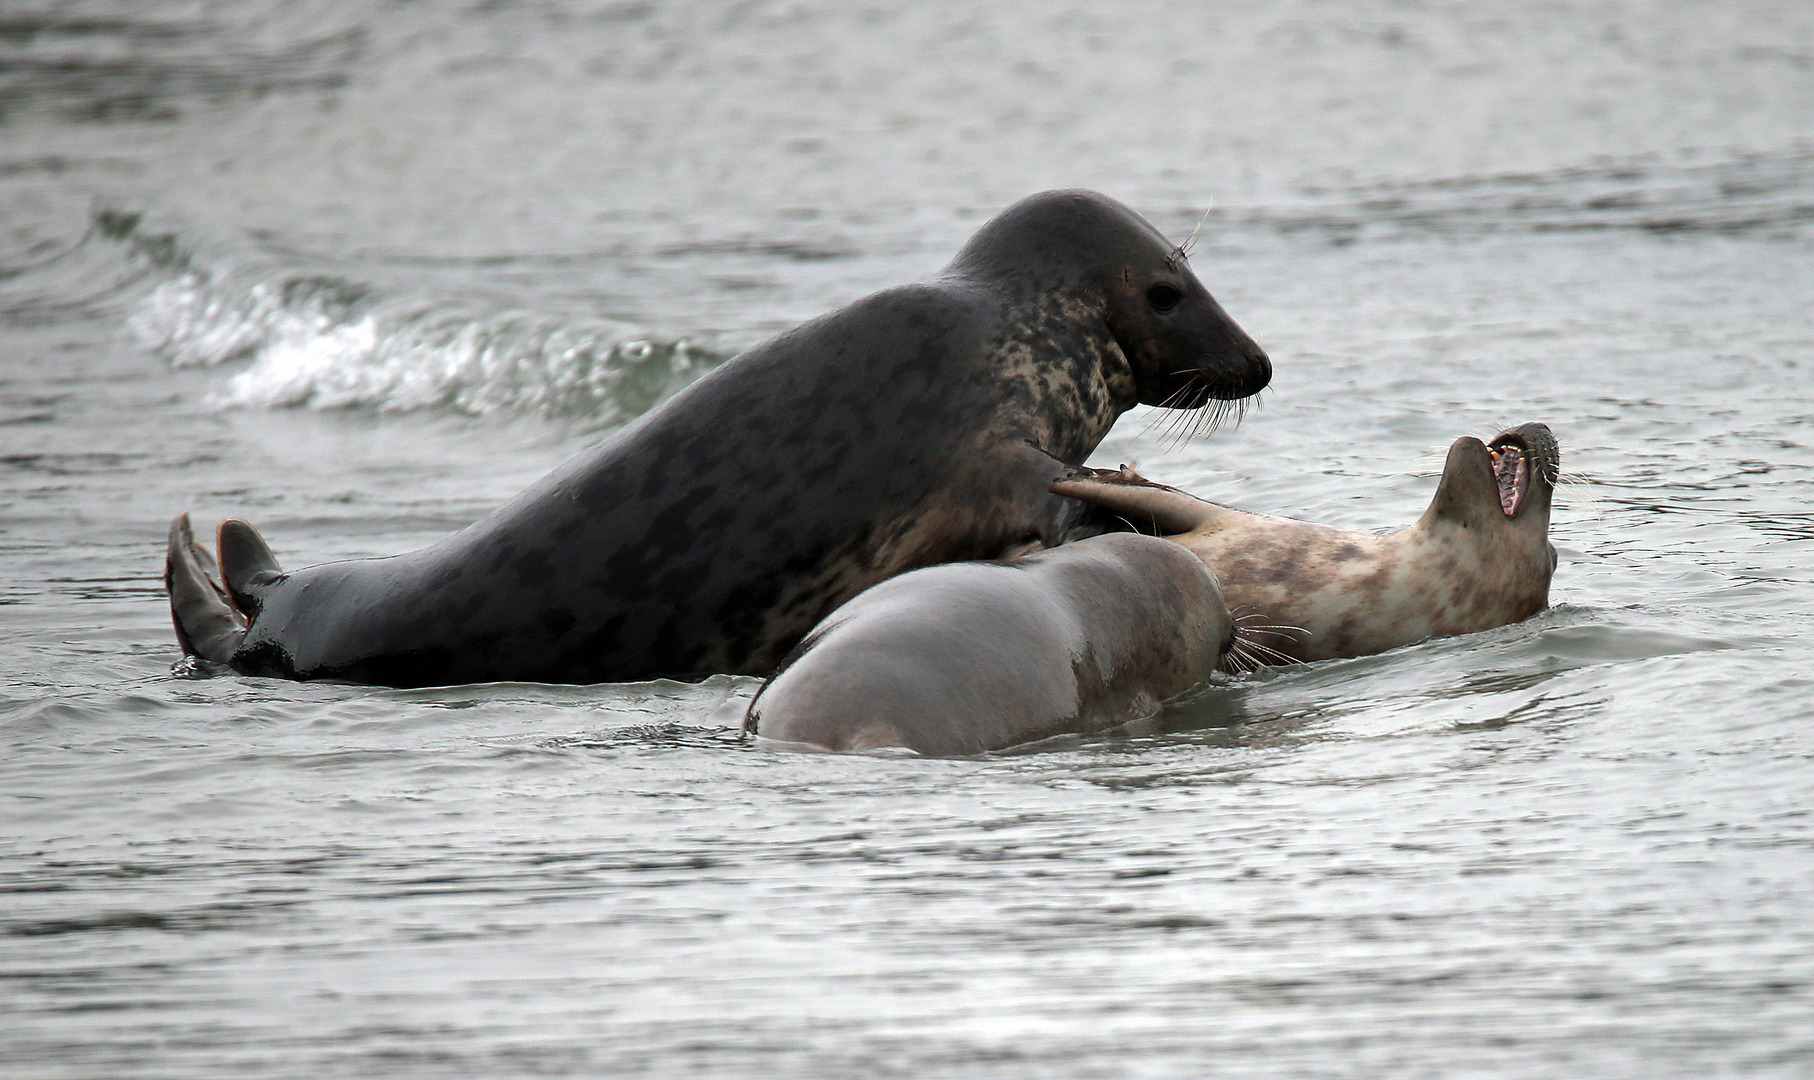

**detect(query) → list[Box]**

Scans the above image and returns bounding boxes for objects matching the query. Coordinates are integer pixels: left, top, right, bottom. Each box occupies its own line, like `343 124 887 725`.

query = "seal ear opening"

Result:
1424 437 1503 529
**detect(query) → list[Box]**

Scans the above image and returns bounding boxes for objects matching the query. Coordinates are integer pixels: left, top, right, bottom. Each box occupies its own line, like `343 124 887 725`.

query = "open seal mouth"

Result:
1487 424 1560 518
1490 443 1527 517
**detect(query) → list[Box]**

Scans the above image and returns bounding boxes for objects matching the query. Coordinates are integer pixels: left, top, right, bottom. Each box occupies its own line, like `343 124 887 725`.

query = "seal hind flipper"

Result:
165 513 248 664
217 519 283 619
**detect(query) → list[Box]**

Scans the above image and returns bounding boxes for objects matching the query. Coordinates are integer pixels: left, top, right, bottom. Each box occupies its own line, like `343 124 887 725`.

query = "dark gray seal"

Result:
166 189 1270 687
743 532 1234 755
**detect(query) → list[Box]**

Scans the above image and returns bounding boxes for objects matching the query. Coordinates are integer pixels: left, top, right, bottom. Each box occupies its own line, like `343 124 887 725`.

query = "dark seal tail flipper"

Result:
217 518 283 618
165 513 248 664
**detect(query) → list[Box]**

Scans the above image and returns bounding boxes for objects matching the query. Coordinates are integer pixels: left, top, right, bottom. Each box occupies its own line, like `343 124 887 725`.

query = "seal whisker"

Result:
1192 398 1226 442
1111 513 1159 537
1160 378 1200 413
1186 401 1211 445
1222 628 1304 672
1232 611 1308 635
1238 637 1305 666
1149 397 1193 449
1136 381 1202 441
1135 380 1202 438
1555 471 1603 519
1156 374 1210 449
1238 626 1309 642
1170 406 1206 449
1220 639 1261 674
1182 392 1244 445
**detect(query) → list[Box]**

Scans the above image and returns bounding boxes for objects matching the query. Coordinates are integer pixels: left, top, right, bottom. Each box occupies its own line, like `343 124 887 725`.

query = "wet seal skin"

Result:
1051 423 1560 666
165 189 1270 687
743 532 1234 756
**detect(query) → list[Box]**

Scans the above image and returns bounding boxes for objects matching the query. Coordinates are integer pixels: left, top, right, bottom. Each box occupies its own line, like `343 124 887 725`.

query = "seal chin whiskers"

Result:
1134 377 1206 444
1163 389 1247 449
1219 610 1307 673
1157 393 1200 449
1136 373 1244 450
1554 470 1602 519
1194 395 1246 442
1220 639 1260 674
1222 633 1302 673
1233 613 1310 641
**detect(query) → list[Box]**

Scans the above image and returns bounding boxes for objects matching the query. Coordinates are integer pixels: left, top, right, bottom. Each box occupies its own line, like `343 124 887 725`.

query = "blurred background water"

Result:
3 1 1813 1076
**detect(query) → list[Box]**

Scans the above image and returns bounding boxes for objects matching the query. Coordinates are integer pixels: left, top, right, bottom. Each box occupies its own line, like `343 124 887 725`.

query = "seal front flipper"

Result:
217 519 283 618
165 513 247 664
1048 472 1226 537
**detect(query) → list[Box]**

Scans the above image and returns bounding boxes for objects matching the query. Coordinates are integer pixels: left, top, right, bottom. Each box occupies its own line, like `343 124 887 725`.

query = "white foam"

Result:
131 269 717 424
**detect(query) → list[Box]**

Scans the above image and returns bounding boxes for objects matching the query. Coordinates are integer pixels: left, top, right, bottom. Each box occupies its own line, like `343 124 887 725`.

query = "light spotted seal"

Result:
165 189 1271 687
1050 423 1560 666
743 532 1234 755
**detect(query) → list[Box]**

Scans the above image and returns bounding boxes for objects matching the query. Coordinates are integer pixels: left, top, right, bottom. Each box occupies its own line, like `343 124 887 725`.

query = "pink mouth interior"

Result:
1490 444 1527 517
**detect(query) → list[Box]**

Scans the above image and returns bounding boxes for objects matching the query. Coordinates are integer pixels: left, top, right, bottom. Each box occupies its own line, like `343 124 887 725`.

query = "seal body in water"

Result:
166 189 1271 687
743 532 1234 755
1051 423 1559 666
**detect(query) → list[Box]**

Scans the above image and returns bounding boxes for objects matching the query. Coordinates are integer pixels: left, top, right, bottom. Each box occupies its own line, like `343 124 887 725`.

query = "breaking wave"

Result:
105 212 723 424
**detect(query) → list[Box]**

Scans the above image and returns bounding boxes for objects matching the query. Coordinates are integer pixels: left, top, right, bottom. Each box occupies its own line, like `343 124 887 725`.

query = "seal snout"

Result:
1171 338 1270 408
1202 320 1272 402
1206 340 1271 402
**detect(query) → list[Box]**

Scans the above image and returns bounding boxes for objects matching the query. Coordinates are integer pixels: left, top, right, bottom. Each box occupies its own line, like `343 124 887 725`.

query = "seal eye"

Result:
1146 283 1182 312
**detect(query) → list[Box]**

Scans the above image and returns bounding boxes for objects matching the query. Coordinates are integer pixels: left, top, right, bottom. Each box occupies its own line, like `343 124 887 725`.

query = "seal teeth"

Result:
1492 445 1526 516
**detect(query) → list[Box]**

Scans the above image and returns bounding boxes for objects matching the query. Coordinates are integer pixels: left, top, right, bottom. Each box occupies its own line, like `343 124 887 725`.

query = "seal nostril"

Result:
1146 283 1182 312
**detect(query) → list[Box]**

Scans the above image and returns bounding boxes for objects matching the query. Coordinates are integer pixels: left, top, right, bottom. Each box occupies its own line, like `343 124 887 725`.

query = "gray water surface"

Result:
4 2 1813 1076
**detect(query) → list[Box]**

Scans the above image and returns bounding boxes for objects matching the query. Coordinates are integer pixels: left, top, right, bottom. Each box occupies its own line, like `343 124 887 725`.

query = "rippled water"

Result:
4 1 1813 1076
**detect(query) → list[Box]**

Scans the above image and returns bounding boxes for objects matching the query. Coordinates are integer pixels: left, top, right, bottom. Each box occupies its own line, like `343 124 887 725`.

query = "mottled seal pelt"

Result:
743 532 1234 755
1051 423 1559 665
165 189 1271 687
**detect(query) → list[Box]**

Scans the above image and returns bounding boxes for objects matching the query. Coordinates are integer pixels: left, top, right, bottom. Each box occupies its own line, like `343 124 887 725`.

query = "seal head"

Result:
947 190 1271 408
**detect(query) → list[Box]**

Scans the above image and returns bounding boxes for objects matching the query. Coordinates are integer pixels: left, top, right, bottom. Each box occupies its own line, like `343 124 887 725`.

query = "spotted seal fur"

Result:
1051 423 1559 665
